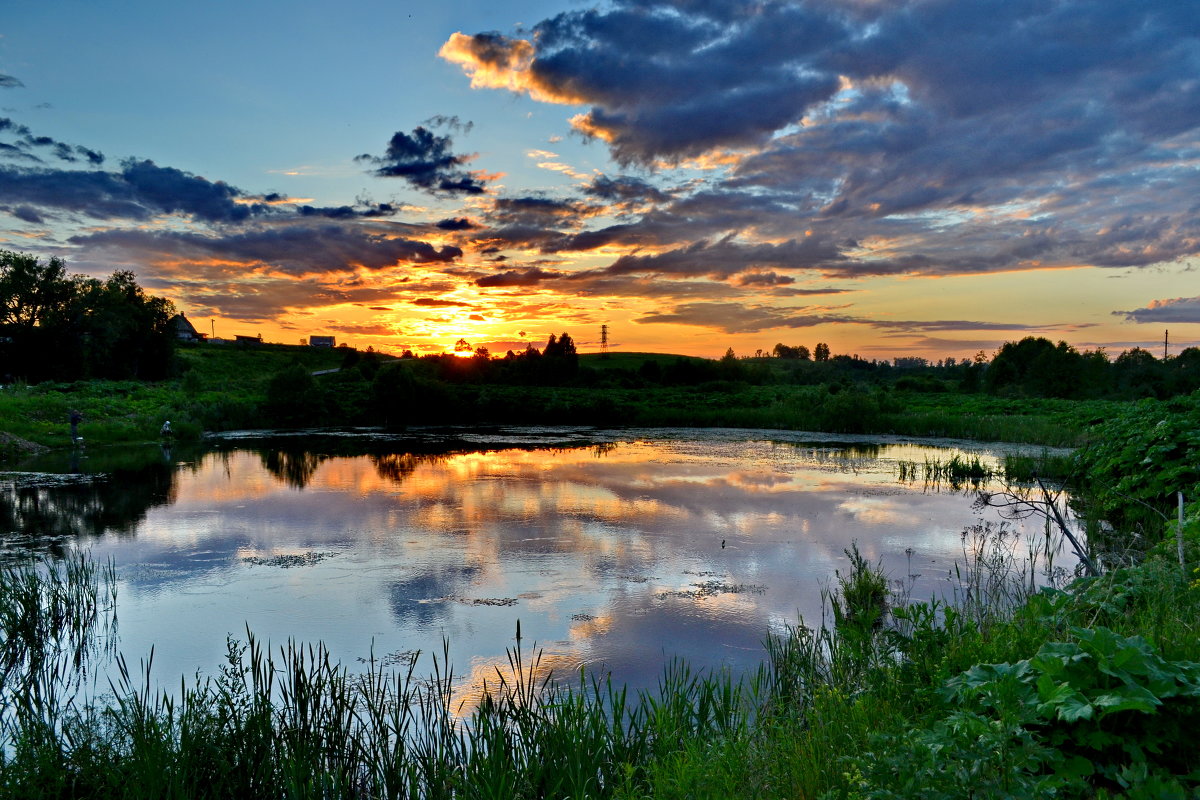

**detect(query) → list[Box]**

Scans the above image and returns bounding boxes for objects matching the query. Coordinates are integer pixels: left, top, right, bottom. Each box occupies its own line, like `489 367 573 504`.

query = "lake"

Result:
0 427 1071 704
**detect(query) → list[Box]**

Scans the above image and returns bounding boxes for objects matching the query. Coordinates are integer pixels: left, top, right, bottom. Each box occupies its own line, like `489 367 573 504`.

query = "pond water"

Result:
1 427 1070 703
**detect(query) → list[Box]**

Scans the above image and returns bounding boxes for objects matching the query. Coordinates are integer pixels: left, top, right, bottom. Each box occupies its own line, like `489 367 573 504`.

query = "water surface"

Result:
0 427 1066 701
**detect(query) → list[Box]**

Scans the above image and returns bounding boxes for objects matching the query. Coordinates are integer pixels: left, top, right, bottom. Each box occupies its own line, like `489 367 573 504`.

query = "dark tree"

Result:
0 250 174 382
814 342 830 362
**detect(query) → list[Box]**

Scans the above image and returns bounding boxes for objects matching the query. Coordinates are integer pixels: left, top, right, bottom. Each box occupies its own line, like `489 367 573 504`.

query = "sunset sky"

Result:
2 0 1197 359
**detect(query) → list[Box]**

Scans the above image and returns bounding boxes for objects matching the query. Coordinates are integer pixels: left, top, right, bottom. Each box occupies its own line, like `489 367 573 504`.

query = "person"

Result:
69 409 83 443
160 420 172 439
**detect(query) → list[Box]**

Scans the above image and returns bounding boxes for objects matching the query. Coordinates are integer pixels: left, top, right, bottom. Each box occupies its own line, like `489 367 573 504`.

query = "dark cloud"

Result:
69 224 461 277
119 159 259 222
488 195 602 224
7 204 45 224
0 117 104 165
583 174 671 205
436 217 478 230
0 75 23 89
604 236 844 279
0 158 264 223
475 267 562 287
1115 296 1200 324
356 125 487 195
297 202 398 219
733 271 795 287
443 0 1200 280
412 297 472 308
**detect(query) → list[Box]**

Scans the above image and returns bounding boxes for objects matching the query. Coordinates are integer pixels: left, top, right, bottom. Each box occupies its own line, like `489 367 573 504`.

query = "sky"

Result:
1 0 1198 360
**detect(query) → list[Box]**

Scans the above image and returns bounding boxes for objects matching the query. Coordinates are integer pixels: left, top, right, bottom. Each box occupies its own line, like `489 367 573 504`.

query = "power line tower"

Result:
600 324 610 359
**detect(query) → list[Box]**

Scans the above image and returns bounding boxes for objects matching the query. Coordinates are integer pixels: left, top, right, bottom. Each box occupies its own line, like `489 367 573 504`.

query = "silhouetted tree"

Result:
814 342 830 362
0 251 174 381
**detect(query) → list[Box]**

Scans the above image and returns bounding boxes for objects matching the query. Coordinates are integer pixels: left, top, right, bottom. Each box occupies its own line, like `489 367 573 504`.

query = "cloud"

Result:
296 201 398 219
603 236 844 279
488 195 602 224
1115 296 1200 324
356 125 488 195
733 271 795 287
583 174 671 207
69 224 462 277
441 0 1200 281
0 75 23 89
0 158 266 223
635 300 1047 335
474 267 562 287
412 297 472 308
436 217 478 231
0 117 104 165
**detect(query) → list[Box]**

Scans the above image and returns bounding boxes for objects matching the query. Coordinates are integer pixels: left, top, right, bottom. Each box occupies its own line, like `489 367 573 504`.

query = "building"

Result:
169 314 207 341
309 335 336 348
234 334 263 345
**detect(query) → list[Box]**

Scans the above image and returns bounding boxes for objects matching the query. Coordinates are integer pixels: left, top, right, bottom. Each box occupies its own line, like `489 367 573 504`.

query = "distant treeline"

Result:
366 335 1200 400
251 331 1199 432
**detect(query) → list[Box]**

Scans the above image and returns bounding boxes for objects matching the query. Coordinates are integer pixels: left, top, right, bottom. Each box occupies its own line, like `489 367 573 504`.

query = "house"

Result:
234 334 262 345
170 314 207 341
309 335 336 348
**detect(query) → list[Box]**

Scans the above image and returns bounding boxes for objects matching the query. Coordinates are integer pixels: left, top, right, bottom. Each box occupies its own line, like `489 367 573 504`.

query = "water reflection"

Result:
0 431 1064 699
0 445 189 557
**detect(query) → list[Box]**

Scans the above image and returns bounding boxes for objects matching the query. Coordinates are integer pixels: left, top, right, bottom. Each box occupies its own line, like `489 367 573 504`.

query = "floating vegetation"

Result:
356 649 418 668
570 613 596 622
242 551 337 568
660 580 767 599
442 596 518 607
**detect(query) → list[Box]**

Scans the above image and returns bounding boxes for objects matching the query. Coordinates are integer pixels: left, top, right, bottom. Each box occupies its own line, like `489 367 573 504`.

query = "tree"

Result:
265 362 323 425
814 342 830 361
0 250 73 330
0 250 174 381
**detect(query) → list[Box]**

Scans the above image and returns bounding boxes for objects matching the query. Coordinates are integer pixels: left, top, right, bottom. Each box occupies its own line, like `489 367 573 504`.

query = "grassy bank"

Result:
0 350 1129 458
2 540 1198 798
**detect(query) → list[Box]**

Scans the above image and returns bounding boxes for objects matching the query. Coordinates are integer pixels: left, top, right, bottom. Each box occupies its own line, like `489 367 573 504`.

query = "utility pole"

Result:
1165 329 1169 360
600 324 609 359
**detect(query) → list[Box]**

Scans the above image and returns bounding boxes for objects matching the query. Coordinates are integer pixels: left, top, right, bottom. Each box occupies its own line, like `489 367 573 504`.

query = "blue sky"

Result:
2 0 1198 358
